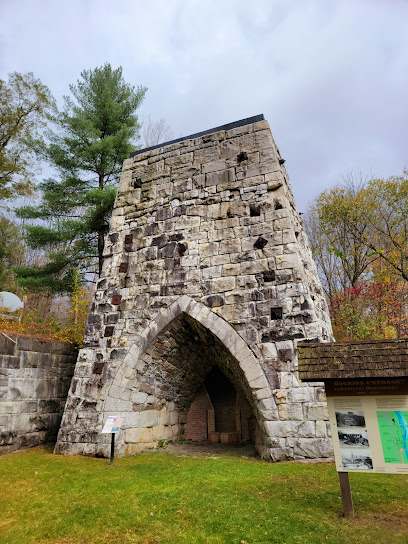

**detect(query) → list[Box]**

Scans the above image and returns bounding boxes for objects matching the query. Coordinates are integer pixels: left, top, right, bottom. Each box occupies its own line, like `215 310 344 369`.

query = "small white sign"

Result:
0 292 23 311
102 416 124 434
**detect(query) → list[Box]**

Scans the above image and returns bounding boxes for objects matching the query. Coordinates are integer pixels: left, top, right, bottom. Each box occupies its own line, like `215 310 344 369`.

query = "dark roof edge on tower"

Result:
130 114 265 158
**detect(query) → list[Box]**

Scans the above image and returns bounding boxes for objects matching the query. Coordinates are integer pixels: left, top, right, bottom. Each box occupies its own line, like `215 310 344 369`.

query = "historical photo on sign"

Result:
335 410 366 428
338 429 369 447
340 448 373 470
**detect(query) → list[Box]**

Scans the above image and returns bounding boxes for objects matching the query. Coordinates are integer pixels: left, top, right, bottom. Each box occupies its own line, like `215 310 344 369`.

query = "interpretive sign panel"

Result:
101 416 124 434
326 379 408 474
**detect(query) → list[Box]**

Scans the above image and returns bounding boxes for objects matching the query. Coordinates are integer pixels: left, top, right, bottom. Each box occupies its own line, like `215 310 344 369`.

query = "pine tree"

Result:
16 64 147 292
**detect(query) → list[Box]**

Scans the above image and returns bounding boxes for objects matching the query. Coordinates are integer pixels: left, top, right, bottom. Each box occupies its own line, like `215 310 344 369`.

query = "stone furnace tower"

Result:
56 115 333 461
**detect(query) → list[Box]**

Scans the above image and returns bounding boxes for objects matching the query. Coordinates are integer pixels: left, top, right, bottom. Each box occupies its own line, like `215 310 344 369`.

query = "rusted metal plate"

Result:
93 362 105 374
111 295 122 305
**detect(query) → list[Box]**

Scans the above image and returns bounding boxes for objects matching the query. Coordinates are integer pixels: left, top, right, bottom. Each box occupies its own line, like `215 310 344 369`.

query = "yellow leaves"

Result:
384 326 397 339
0 273 92 347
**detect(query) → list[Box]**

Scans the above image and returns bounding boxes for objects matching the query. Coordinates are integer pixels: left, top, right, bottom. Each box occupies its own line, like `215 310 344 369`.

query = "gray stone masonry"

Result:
0 332 76 453
56 118 334 461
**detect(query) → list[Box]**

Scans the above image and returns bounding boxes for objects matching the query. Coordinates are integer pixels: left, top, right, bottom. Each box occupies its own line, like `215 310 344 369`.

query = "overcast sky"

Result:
1 0 407 210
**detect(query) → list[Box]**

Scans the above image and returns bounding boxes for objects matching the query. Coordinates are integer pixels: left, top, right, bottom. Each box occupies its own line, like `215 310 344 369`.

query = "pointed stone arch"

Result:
102 295 278 457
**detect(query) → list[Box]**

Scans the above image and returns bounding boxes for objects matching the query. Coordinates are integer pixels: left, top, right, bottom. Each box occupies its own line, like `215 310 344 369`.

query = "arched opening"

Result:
125 312 258 450
101 296 276 457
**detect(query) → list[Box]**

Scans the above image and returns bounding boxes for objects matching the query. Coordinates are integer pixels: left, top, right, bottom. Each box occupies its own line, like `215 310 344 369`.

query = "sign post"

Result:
101 416 124 465
298 339 408 519
338 472 354 518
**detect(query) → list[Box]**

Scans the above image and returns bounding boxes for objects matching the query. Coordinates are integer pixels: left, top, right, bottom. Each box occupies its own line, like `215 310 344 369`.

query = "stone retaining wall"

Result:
0 332 77 453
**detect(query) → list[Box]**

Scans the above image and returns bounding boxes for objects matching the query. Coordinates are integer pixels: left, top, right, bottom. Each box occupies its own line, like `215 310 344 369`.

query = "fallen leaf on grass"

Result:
176 510 183 514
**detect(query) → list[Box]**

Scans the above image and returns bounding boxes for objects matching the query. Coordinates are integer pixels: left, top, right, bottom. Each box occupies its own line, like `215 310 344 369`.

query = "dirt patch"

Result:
163 440 258 458
352 510 408 531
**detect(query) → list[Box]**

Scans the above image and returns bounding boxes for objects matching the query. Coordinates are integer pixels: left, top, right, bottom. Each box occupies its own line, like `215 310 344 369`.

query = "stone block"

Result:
125 427 153 443
210 277 236 293
258 396 276 412
273 389 287 404
278 403 303 421
303 402 329 421
202 159 226 173
0 402 18 415
287 387 313 403
158 410 170 426
254 387 272 400
221 263 240 276
263 420 282 436
248 375 269 390
152 425 167 441
202 265 222 280
315 420 327 438
139 410 159 428
278 372 294 389
244 364 264 383
276 253 300 269
199 242 219 258
293 438 333 459
218 239 241 255
259 342 278 359
104 397 129 412
293 421 316 438
211 254 230 266
124 412 140 427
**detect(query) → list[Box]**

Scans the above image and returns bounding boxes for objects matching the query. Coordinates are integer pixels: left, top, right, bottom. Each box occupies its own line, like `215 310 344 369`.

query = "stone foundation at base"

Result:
55 116 334 461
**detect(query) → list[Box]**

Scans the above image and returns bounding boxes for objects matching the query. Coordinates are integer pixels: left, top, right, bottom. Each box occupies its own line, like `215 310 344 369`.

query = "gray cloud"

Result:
1 0 407 209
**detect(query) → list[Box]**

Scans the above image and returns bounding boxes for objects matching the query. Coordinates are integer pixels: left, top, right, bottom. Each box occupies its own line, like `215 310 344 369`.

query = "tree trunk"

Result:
98 229 104 277
98 174 105 277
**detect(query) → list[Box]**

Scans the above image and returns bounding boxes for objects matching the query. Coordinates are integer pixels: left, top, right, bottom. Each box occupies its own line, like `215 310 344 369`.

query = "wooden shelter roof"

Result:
297 338 408 381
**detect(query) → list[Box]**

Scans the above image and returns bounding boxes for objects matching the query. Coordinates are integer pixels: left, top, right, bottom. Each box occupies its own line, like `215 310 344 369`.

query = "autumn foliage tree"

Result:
329 281 408 341
306 170 408 341
0 72 55 200
314 171 408 283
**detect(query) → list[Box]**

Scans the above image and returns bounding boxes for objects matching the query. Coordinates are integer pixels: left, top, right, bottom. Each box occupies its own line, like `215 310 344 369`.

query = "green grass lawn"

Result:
0 446 407 544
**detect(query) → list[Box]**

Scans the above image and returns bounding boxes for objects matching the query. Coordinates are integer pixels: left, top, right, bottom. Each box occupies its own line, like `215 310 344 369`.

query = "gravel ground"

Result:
163 440 258 458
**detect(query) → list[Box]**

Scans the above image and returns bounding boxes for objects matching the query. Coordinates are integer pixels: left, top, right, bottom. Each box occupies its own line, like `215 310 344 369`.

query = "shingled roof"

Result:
297 338 408 381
